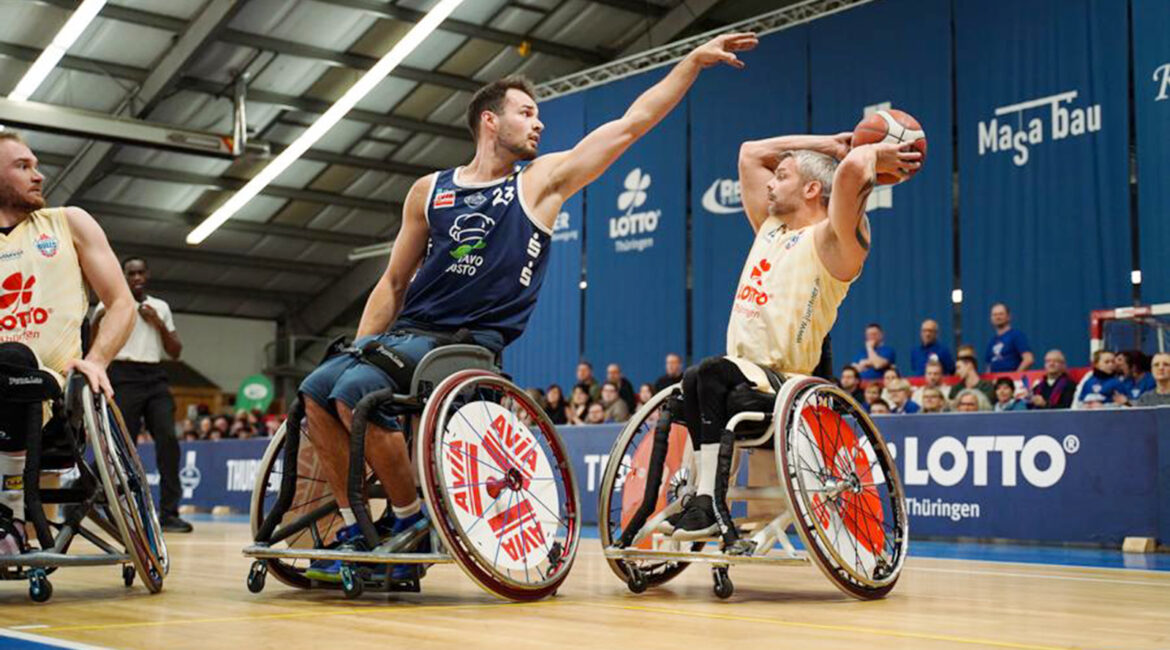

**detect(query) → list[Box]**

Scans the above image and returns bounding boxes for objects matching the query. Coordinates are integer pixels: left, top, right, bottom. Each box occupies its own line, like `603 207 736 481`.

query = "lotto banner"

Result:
1132 0 1170 304
689 29 809 360
955 0 1131 367
583 71 687 385
808 0 954 375
505 93 585 389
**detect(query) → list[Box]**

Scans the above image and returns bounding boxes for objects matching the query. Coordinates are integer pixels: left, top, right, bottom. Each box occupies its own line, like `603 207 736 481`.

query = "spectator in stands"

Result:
1029 349 1076 410
654 353 684 392
954 388 991 412
919 387 949 413
213 415 231 438
862 383 883 413
600 382 631 423
606 363 637 413
868 400 892 415
637 383 655 407
852 323 896 380
911 318 955 376
986 303 1034 372
585 402 607 424
1073 350 1122 409
1116 350 1155 404
576 361 602 401
544 384 568 425
957 343 976 359
197 417 213 439
525 388 548 416
182 429 199 443
1136 353 1170 407
880 366 901 403
838 366 865 403
954 355 995 406
993 377 1027 411
567 384 592 425
912 360 951 406
886 379 920 414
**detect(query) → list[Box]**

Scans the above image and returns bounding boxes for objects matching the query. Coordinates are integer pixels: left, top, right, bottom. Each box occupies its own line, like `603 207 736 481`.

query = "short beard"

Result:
503 139 537 161
0 184 45 212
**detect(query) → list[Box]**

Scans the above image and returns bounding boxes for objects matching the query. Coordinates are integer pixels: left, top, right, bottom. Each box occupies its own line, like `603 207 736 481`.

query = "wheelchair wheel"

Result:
419 370 580 601
249 419 346 590
597 384 700 588
87 389 168 593
774 380 908 600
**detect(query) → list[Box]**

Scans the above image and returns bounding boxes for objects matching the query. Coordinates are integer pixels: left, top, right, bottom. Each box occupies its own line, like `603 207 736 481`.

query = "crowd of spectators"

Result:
163 407 282 445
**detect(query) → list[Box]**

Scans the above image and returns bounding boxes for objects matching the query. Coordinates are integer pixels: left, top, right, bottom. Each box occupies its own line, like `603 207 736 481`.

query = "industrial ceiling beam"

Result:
112 240 347 277
150 279 310 305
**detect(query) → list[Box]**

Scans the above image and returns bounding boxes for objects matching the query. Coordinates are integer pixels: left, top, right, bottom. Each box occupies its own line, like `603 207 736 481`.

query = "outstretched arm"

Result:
738 133 850 233
356 174 433 338
527 33 758 225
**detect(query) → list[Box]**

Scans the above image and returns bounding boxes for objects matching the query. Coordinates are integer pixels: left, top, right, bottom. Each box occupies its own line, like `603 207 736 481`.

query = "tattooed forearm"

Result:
854 179 874 251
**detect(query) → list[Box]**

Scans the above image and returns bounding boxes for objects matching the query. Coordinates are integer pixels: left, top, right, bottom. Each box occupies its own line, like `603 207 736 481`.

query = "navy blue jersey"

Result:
397 166 551 344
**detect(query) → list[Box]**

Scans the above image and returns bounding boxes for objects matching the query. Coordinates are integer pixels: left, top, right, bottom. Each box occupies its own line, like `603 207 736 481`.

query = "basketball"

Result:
852 109 927 184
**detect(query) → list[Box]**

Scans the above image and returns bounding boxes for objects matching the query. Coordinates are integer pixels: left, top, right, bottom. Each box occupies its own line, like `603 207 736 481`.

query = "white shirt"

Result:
95 295 175 364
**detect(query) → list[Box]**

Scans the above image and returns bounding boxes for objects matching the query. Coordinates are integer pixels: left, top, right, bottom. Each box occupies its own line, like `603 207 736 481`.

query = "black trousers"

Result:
110 362 180 517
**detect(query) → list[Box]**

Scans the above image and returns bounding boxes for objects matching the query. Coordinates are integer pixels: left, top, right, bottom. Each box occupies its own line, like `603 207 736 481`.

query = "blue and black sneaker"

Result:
388 511 432 583
305 512 396 584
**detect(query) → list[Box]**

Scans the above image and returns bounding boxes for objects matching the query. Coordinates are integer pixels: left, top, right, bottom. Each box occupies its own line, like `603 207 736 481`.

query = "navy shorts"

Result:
299 329 503 430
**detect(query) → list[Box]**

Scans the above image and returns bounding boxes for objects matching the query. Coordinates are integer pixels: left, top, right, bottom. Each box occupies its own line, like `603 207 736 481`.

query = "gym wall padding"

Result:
809 0 955 376
690 28 810 361
955 0 1131 367
1132 0 1170 305
583 70 688 386
505 93 586 389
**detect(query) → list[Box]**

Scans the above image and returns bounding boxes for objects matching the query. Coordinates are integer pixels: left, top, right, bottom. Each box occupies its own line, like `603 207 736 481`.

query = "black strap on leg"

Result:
348 387 398 548
22 402 54 550
617 391 683 548
712 426 739 548
255 398 306 543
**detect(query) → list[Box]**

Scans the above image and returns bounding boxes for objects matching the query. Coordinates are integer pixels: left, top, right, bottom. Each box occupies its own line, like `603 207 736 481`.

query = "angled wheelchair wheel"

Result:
87 389 168 593
597 384 700 589
419 370 580 601
249 419 346 590
774 380 908 600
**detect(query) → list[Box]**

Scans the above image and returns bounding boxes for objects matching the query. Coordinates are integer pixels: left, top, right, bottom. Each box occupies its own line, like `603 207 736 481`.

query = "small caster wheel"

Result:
123 565 135 587
29 570 52 603
712 567 733 600
340 565 363 599
626 566 647 594
247 561 267 594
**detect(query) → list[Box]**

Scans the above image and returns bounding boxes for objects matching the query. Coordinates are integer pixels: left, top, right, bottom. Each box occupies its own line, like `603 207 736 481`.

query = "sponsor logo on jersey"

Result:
736 258 771 307
977 90 1102 167
433 190 456 209
701 178 743 214
0 249 21 262
445 213 496 276
0 273 49 332
464 192 487 208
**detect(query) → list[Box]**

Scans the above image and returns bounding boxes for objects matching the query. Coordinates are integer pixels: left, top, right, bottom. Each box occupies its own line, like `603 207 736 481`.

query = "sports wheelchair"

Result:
599 374 907 600
243 343 580 601
0 365 169 603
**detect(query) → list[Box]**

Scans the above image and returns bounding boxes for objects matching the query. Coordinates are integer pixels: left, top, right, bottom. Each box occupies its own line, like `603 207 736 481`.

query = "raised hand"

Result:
687 33 759 69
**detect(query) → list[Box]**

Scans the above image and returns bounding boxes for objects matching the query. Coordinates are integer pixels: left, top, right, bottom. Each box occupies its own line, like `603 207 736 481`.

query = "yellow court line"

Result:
40 599 562 634
577 601 1071 650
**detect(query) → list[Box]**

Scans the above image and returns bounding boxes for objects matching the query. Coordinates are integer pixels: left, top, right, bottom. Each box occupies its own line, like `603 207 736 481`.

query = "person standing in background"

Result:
93 258 192 533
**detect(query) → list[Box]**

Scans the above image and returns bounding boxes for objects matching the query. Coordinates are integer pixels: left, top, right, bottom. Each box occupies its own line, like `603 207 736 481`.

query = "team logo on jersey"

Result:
784 232 804 250
35 234 58 258
434 190 456 209
0 249 21 262
448 213 496 261
464 192 487 208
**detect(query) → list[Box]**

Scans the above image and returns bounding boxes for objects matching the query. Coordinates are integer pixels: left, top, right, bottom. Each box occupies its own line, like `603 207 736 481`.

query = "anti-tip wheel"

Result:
627 567 648 594
340 565 363 600
712 567 733 600
29 571 52 603
123 565 135 587
247 561 268 594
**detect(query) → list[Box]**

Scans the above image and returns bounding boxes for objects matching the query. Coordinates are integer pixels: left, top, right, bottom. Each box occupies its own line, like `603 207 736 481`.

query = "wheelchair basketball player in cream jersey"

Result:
665 132 923 543
0 131 135 551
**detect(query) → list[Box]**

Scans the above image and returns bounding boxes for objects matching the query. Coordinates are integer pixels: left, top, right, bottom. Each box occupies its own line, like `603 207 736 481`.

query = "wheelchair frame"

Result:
599 375 908 600
243 344 581 601
0 375 169 602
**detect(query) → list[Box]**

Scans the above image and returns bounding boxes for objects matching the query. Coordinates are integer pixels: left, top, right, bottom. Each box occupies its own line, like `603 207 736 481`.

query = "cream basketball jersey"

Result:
0 208 88 375
726 217 854 377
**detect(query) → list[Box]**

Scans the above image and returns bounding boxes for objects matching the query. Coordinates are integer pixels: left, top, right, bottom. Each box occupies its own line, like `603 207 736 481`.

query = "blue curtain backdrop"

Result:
582 70 688 386
955 0 1131 366
690 29 810 362
809 0 955 373
505 93 585 389
1132 0 1170 305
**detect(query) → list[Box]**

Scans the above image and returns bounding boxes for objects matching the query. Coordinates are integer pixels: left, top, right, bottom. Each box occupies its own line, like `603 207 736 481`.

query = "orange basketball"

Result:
852 108 927 184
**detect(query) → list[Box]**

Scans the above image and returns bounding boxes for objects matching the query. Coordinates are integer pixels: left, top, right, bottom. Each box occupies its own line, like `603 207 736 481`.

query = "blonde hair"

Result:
0 130 28 146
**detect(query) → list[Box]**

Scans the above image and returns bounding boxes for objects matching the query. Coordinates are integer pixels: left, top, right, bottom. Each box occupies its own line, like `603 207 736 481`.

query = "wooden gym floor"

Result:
0 520 1167 649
